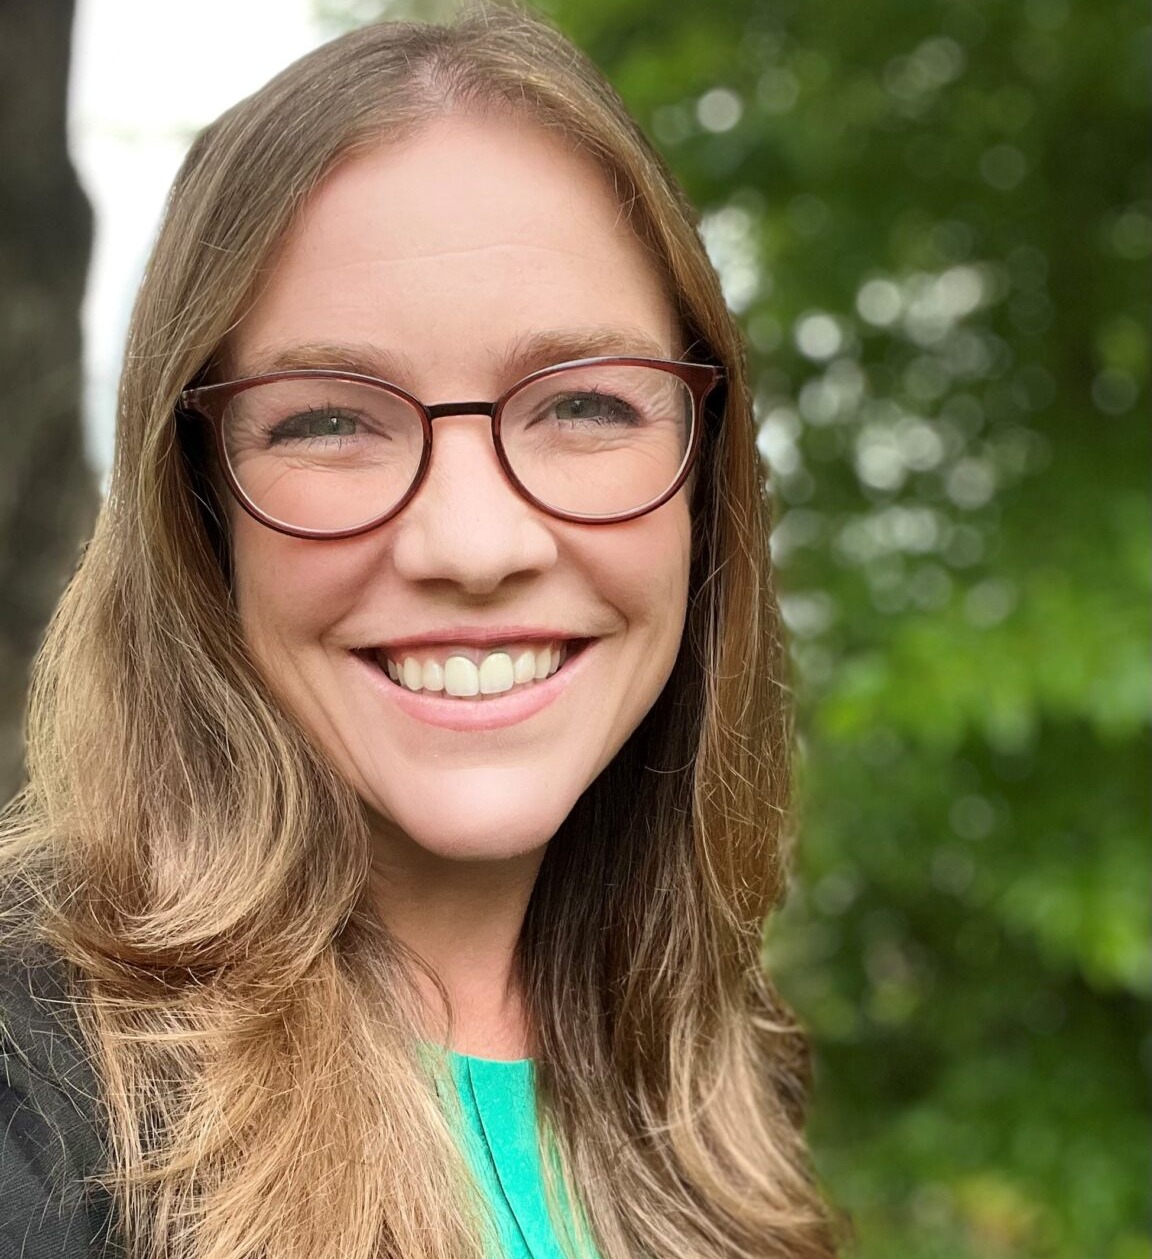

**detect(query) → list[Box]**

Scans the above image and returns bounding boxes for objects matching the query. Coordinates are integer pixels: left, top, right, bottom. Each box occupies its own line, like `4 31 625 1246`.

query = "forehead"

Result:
229 112 679 387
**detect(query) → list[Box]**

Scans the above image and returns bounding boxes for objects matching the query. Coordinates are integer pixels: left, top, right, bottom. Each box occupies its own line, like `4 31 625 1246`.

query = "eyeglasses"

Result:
179 357 722 538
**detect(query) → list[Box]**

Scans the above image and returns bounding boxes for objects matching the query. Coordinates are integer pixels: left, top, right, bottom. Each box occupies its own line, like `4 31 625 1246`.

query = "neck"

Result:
366 820 545 1061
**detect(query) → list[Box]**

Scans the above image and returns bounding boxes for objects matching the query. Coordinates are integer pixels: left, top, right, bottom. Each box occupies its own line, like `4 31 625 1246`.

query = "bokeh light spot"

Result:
857 278 903 326
950 794 997 840
696 87 743 133
795 312 845 360
980 144 1028 190
946 458 997 509
756 67 799 115
1091 368 1138 415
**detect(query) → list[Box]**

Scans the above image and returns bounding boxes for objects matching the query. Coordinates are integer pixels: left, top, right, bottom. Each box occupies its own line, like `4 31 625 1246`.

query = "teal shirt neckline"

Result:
426 1047 597 1259
449 1048 533 1065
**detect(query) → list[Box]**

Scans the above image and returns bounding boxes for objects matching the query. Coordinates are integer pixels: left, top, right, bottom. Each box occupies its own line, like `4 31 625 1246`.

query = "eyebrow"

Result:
235 326 673 390
239 342 416 381
498 328 673 377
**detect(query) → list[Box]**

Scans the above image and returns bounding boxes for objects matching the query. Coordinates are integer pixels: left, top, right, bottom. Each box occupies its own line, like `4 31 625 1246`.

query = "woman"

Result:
0 7 839 1258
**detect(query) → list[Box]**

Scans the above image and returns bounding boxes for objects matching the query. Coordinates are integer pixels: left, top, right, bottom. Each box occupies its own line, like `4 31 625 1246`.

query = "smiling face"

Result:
225 112 692 865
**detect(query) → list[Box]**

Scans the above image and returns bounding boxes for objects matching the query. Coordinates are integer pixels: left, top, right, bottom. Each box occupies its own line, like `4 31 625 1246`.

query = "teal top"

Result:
434 1049 601 1259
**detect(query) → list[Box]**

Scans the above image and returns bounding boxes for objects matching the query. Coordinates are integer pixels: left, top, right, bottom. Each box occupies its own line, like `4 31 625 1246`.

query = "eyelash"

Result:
265 408 364 443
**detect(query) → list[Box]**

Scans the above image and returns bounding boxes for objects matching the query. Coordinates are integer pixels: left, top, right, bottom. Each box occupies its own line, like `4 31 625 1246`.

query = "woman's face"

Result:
226 113 692 862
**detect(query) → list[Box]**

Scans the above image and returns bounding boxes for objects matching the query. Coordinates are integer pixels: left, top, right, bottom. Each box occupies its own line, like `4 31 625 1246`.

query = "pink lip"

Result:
352 640 593 732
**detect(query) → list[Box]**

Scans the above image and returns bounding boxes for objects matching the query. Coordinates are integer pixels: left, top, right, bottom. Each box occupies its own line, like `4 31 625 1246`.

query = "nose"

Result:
389 416 558 595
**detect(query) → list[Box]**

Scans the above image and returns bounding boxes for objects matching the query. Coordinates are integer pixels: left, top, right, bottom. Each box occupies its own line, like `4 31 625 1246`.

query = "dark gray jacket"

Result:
0 948 119 1258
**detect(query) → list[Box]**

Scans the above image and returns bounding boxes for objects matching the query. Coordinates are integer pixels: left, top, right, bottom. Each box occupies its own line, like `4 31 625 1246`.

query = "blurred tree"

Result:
0 0 95 800
322 0 1150 1254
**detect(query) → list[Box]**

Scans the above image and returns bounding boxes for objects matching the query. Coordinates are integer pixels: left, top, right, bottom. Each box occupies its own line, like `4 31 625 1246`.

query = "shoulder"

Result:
0 940 96 1112
0 941 121 1258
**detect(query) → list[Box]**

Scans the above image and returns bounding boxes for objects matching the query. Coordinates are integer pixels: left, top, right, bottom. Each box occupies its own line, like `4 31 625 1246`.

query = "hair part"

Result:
4 5 839 1256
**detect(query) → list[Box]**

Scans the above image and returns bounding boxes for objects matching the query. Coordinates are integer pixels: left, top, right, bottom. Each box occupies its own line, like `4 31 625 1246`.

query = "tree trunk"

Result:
0 0 95 802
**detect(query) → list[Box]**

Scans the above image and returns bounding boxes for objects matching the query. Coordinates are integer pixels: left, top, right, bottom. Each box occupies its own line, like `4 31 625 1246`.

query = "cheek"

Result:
598 504 692 643
229 517 367 657
646 503 692 605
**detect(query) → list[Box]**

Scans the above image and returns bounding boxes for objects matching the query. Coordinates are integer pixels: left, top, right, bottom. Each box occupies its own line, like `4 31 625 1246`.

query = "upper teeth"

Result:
379 643 565 697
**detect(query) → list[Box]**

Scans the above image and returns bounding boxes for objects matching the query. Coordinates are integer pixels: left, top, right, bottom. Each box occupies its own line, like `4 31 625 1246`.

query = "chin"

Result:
367 781 576 864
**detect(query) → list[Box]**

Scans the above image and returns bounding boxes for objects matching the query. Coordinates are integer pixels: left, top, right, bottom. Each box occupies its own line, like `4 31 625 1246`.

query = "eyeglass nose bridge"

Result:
425 401 499 420
415 398 531 516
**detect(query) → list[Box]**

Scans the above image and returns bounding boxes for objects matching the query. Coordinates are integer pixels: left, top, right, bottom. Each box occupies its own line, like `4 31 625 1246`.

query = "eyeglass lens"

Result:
220 363 695 531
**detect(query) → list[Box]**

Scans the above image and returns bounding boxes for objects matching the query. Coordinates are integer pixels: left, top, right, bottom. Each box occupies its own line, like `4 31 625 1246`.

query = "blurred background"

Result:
1 0 1148 1255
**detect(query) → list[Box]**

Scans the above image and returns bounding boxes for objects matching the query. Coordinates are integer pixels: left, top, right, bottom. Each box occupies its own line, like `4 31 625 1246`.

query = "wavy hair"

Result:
2 6 839 1257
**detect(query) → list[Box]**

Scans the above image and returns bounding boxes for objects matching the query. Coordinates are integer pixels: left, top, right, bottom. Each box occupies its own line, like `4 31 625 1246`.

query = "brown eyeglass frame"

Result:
179 356 723 539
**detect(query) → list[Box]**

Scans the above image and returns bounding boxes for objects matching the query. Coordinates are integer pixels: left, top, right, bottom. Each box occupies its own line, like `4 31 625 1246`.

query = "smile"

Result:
373 640 579 699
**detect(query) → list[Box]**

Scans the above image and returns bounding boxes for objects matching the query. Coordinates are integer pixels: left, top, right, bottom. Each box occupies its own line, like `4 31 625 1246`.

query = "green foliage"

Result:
329 0 1151 1252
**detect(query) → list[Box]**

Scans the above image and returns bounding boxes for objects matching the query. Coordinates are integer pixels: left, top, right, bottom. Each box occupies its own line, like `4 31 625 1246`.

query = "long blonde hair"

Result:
3 6 838 1257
